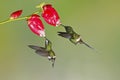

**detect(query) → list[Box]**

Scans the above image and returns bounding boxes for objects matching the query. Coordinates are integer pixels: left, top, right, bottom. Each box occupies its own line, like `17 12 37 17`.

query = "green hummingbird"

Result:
28 38 56 67
58 24 94 50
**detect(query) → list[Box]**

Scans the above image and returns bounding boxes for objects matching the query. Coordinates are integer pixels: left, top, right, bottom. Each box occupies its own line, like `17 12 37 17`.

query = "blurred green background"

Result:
0 0 120 80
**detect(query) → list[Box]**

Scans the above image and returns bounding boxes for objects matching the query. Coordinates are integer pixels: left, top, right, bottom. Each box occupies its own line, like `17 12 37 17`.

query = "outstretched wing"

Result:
63 26 74 34
58 32 71 39
35 50 49 57
28 45 41 50
28 45 49 57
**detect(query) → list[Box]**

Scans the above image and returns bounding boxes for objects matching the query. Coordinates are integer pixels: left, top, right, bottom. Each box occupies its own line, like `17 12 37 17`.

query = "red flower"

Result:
27 14 45 37
41 4 61 26
10 10 22 19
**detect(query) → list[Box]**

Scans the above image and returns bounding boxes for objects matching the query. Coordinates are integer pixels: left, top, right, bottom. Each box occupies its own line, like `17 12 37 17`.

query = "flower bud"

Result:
41 4 61 26
10 10 22 19
27 14 45 37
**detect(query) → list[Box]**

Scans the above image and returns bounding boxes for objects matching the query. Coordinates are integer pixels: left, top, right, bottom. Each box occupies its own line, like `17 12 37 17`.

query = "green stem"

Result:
0 16 28 25
33 11 40 14
0 10 41 25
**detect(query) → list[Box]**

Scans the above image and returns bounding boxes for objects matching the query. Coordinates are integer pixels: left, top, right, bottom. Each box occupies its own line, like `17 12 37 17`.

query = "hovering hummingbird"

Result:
28 38 56 67
58 24 94 50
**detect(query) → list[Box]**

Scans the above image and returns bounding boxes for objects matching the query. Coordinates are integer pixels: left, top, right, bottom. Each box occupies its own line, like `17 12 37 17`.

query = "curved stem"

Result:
0 19 11 24
0 10 41 25
33 11 40 14
0 16 28 25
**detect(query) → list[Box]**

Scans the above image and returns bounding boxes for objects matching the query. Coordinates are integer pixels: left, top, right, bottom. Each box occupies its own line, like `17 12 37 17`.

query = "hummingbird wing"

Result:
57 32 71 39
63 26 74 34
35 49 49 57
60 24 74 33
28 45 49 57
28 45 41 50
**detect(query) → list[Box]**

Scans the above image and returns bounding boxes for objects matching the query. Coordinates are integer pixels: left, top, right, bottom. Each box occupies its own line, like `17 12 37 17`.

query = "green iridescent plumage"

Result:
58 24 94 49
28 38 56 67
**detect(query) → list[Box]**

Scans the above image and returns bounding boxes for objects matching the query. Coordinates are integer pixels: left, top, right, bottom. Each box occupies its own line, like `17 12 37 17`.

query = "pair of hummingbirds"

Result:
28 24 94 67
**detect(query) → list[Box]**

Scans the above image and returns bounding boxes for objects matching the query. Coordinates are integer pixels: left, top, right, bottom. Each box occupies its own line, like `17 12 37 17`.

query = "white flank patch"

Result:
53 56 56 58
48 56 51 59
76 36 81 42
48 56 56 59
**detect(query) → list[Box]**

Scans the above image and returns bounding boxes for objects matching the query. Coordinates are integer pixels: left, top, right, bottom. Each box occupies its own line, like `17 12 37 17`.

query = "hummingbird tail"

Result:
51 58 55 68
52 62 55 68
81 41 99 53
81 41 94 50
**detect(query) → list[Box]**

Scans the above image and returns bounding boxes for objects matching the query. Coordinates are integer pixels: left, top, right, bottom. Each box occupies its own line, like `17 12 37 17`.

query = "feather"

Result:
58 32 71 39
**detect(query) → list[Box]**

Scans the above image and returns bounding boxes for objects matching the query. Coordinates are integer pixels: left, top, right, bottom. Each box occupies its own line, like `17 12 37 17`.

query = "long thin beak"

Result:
60 24 66 27
44 37 48 40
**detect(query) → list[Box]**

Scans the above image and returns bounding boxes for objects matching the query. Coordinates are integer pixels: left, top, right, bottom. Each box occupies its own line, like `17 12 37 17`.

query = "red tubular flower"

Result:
10 10 22 19
27 14 45 37
41 4 61 26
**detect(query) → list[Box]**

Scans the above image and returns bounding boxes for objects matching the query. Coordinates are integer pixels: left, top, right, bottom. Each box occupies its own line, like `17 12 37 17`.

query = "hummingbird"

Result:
58 24 94 50
28 38 56 67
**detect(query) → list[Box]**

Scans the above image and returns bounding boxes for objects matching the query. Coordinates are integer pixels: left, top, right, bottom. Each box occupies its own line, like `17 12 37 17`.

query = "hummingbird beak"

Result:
60 24 66 27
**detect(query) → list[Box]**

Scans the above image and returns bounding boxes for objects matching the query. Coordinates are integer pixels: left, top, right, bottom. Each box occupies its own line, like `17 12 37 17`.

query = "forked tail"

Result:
80 40 99 53
82 41 94 50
